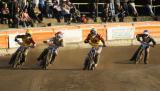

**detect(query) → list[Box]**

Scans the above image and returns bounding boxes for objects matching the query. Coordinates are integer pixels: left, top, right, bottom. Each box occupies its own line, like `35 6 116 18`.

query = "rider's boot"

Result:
130 46 141 61
39 60 44 67
94 64 98 68
90 64 96 70
144 57 149 64
130 55 137 61
9 53 16 65
83 66 87 70
135 60 139 64
144 61 148 64
83 58 88 70
37 57 41 61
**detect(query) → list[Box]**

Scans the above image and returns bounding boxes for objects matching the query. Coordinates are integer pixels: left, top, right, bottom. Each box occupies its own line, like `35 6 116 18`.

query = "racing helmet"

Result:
143 30 149 35
55 31 64 39
26 29 32 35
90 28 97 36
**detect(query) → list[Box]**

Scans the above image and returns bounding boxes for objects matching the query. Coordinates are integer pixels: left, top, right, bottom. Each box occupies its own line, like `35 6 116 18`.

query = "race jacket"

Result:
84 33 105 47
136 34 156 46
47 37 64 48
15 34 35 47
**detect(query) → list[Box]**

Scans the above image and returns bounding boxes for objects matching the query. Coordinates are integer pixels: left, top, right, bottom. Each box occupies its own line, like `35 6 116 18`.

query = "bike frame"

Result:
43 47 56 69
84 47 97 70
12 46 26 68
136 42 150 64
47 47 56 62
88 47 97 62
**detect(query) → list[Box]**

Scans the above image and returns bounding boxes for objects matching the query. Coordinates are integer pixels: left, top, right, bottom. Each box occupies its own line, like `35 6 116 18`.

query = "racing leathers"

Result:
130 34 156 64
84 33 106 67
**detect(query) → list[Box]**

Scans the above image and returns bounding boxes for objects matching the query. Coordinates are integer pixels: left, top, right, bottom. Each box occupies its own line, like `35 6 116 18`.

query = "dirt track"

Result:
0 45 160 91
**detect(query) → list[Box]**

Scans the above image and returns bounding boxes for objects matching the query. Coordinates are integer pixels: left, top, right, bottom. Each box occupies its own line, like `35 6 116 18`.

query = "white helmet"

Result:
90 28 97 36
143 30 149 35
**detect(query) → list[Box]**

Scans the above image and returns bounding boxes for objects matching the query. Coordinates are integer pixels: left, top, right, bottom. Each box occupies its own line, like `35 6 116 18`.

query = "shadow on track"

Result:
114 60 134 64
0 62 83 71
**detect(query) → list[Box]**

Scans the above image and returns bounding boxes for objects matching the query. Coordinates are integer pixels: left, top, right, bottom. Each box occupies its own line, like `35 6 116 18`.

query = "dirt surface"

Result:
0 45 160 91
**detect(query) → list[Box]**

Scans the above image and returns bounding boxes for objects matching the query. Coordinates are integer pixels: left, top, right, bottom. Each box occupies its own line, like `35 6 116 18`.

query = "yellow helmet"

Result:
26 29 32 35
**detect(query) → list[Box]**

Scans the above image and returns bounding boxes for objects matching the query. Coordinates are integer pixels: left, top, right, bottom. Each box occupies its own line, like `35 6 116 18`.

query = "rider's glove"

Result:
43 41 47 43
32 44 36 48
84 40 89 43
103 44 106 47
15 38 18 42
29 44 36 48
34 44 36 47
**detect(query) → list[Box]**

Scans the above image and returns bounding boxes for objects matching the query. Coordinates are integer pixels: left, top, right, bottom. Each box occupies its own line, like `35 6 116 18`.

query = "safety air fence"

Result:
0 21 160 49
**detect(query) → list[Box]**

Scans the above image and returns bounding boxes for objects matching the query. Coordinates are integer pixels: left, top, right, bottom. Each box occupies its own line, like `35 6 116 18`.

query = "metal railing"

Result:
73 3 160 8
73 3 160 15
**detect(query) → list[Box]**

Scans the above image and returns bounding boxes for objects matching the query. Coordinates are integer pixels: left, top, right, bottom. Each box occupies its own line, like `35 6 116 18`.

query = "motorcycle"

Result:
11 41 34 69
41 41 57 70
12 46 26 69
135 42 153 64
83 47 97 70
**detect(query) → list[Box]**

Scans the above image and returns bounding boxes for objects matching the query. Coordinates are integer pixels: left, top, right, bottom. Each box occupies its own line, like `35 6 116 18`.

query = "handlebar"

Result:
17 41 36 48
29 45 35 48
43 41 55 46
141 42 154 47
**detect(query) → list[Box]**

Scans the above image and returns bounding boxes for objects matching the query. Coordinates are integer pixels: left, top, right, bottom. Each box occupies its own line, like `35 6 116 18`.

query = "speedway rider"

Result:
37 31 64 65
9 29 36 66
130 30 156 64
84 28 106 69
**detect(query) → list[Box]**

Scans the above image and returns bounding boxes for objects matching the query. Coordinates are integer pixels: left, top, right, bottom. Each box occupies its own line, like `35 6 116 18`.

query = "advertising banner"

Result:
55 29 83 43
107 26 135 40
9 34 21 48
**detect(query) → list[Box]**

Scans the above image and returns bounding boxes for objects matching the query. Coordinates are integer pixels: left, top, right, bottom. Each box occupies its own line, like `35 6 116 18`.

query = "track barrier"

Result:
0 21 160 49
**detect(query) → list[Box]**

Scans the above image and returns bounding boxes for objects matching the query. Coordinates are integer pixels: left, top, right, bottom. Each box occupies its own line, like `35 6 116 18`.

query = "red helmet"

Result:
55 31 64 38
